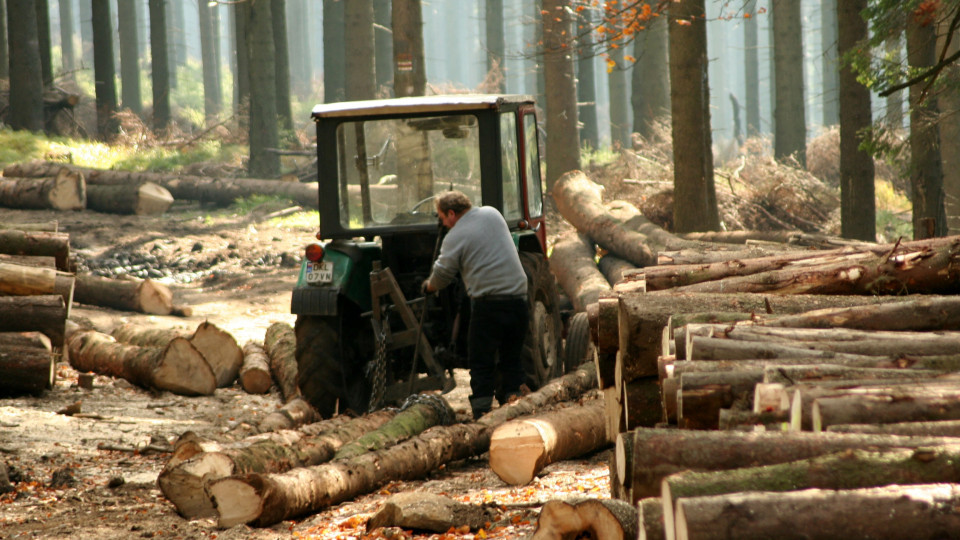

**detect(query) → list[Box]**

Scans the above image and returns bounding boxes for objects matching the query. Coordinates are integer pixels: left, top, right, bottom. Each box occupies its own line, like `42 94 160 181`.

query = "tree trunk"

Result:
772 0 806 167
391 0 425 98
0 331 51 350
820 0 839 128
717 408 789 431
117 0 141 115
677 371 764 430
334 397 454 460
623 376 661 431
91 0 118 139
270 0 292 131
541 0 580 193
676 483 960 540
0 260 73 313
0 171 85 211
74 274 177 316
264 322 299 402
7 0 45 132
0 0 6 80
240 341 273 394
0 343 54 395
687 336 878 362
35 0 51 86
828 419 960 437
608 29 630 149
149 0 171 131
576 6 598 148
743 0 759 137
322 0 345 102
198 0 220 122
257 397 320 433
484 0 505 92
0 229 70 271
531 499 637 540
907 7 947 238
0 295 65 347
598 253 635 287
159 410 396 518
246 0 280 178
812 384 960 432
550 231 609 312
207 364 598 527
111 321 242 388
67 328 215 395
489 399 607 485
663 448 960 540
232 1 250 116
838 0 875 241
3 161 320 209
619 428 960 503
633 15 670 141
765 295 960 331
372 0 391 93
764 364 942 385
85 182 171 215
669 0 718 232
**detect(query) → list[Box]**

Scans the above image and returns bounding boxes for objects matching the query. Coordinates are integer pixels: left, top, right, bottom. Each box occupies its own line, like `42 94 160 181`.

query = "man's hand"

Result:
421 279 434 296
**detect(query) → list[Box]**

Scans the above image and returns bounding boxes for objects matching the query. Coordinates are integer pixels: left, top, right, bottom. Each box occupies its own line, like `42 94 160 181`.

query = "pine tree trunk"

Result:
772 0 806 166
198 0 220 122
0 172 85 211
149 0 171 130
541 0 580 192
246 0 280 177
633 15 670 140
392 0 426 98
7 0 45 131
117 0 141 115
322 0 345 102
91 0 119 139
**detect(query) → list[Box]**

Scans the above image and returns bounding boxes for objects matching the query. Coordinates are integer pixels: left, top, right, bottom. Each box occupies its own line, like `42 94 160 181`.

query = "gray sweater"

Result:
427 206 527 298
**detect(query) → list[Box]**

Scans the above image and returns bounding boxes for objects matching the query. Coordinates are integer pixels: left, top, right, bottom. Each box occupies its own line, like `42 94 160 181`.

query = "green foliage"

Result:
270 210 320 229
875 179 913 240
113 141 243 172
231 194 291 215
0 129 44 164
581 145 619 167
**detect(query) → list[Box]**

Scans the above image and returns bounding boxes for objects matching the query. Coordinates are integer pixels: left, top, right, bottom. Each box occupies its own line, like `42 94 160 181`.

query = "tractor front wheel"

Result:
295 314 372 418
520 252 564 390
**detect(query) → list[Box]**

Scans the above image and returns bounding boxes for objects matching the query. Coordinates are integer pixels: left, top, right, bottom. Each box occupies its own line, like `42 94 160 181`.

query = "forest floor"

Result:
0 200 603 540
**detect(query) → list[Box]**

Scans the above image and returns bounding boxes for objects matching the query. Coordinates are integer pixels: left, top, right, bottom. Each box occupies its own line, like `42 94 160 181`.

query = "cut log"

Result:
662 448 960 540
638 497 665 540
263 322 299 402
0 220 58 232
0 331 52 350
489 399 607 485
717 408 789 431
687 336 879 361
111 321 242 387
551 171 656 266
0 254 58 268
2 160 320 209
0 344 55 394
334 395 454 460
674 483 960 540
0 169 85 210
206 364 599 528
257 397 321 433
85 182 174 215
657 245 798 265
595 297 619 388
598 253 636 286
531 498 638 540
604 386 626 443
239 341 273 394
0 229 71 271
0 261 74 314
159 410 395 518
67 328 215 395
75 274 178 316
366 492 493 534
623 376 662 430
763 364 943 385
0 295 66 347
811 383 960 432
763 295 960 331
828 419 960 437
676 371 763 430
617 428 960 502
551 231 610 312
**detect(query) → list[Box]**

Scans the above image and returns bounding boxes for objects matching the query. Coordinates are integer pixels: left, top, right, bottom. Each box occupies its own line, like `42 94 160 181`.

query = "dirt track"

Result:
0 203 606 539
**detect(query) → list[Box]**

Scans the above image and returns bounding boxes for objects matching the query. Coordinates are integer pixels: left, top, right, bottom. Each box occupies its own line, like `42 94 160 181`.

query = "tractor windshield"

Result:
335 114 482 229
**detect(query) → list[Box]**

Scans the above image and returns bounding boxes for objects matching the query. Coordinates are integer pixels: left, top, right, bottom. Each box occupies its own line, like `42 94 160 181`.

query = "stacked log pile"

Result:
551 170 960 539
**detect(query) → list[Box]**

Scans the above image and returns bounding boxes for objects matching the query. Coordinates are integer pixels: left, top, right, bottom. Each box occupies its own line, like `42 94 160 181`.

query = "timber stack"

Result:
550 170 960 539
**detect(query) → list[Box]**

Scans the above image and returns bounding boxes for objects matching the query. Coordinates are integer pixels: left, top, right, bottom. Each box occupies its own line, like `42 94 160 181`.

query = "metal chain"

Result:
368 323 388 412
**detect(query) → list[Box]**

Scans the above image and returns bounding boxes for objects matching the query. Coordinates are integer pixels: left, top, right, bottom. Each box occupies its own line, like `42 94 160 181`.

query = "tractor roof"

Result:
311 94 536 119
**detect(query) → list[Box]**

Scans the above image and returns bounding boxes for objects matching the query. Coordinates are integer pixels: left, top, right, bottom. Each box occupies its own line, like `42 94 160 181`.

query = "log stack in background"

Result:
551 170 960 539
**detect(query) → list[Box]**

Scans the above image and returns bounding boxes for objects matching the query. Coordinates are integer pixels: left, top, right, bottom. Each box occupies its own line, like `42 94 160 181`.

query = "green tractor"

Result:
291 95 573 418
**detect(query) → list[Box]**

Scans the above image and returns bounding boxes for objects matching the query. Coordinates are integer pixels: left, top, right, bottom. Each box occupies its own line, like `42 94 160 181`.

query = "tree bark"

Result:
717 408 789 431
117 0 141 115
240 341 273 394
111 321 242 388
675 483 960 540
638 497 665 540
0 343 54 395
531 498 637 540
257 397 320 433
598 253 635 287
828 419 960 437
677 371 764 430
245 0 280 177
270 0 292 131
0 260 73 316
91 0 119 139
67 328 215 395
633 15 670 141
811 384 960 432
149 0 170 131
489 399 607 485
334 397 453 460
764 295 960 331
0 220 58 232
0 170 85 211
74 274 176 316
86 182 173 215
550 231 609 312
618 428 960 502
0 331 51 350
7 0 45 132
159 410 396 518
264 322 300 402
541 0 580 193
207 364 598 527
623 376 662 430
772 0 806 167
0 229 70 271
0 295 65 347
322 0 345 102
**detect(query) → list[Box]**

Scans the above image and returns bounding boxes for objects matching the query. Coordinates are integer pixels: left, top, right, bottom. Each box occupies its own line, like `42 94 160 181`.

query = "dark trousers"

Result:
467 297 529 402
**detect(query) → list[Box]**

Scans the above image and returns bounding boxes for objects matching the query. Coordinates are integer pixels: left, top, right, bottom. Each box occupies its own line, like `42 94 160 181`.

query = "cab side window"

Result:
523 113 543 218
500 112 523 222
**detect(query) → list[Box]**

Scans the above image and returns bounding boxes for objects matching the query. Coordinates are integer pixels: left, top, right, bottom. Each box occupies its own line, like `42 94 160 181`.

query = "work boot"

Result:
469 395 494 420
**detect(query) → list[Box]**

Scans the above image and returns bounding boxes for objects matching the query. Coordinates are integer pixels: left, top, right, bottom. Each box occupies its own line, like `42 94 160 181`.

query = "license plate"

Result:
306 261 334 284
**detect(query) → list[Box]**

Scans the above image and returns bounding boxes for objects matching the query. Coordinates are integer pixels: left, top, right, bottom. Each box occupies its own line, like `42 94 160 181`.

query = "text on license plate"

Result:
306 261 334 284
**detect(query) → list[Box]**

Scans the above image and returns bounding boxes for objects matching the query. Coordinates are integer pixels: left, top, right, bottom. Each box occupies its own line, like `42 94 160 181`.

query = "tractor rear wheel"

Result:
295 314 371 418
562 311 594 373
520 252 564 390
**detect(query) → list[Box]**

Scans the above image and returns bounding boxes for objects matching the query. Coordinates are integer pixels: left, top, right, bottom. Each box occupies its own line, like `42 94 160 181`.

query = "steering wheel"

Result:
410 195 437 215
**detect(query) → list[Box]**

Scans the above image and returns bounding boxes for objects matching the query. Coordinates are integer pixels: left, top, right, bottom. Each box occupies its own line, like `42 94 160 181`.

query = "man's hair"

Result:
435 190 473 215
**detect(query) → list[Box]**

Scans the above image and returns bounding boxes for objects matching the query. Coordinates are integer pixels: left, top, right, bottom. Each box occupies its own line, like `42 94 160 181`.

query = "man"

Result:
422 190 529 419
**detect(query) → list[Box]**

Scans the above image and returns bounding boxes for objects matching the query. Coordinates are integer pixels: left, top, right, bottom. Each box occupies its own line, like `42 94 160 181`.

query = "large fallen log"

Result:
662 448 960 540
0 295 66 347
489 399 607 485
0 229 71 271
333 395 455 460
0 169 85 210
810 383 960 432
531 498 637 540
675 483 960 540
75 274 187 316
206 364 598 527
597 253 636 286
159 410 396 518
550 231 610 312
66 328 215 395
761 295 960 331
111 322 242 388
613 428 960 503
239 341 273 394
0 260 74 315
3 160 320 208
85 182 174 215
0 343 55 395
